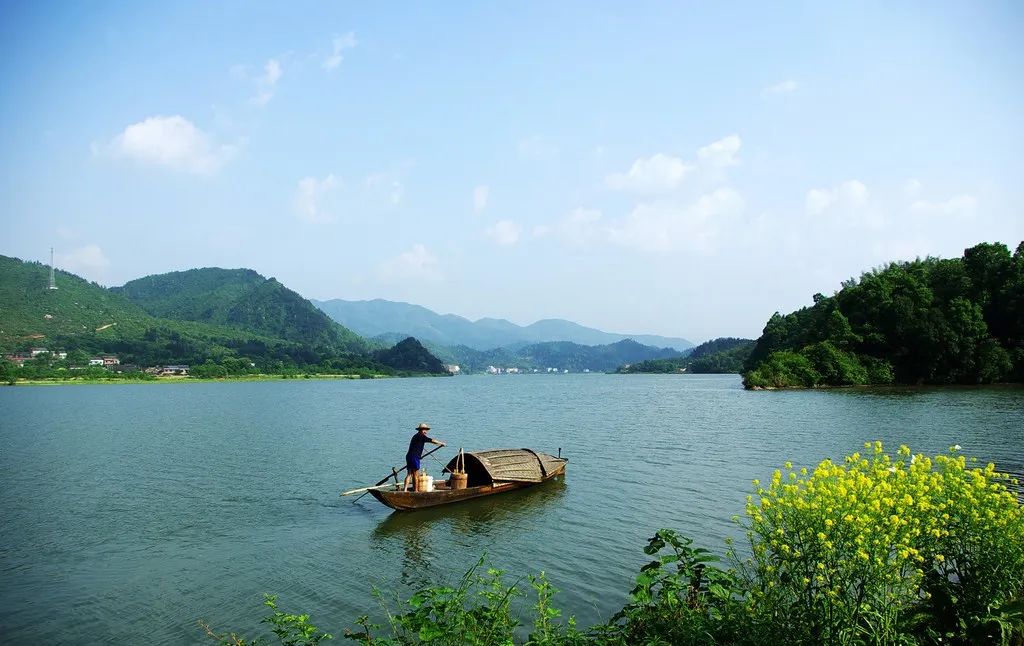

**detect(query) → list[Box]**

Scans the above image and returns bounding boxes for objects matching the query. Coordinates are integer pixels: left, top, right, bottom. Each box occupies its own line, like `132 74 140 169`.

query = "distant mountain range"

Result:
312 298 693 352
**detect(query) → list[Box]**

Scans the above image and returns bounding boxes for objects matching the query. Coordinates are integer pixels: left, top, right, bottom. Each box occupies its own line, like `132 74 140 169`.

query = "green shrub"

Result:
800 342 868 386
600 529 746 645
743 351 821 388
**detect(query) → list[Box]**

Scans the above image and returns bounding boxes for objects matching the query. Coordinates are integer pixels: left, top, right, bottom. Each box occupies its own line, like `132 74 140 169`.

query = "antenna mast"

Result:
48 247 58 290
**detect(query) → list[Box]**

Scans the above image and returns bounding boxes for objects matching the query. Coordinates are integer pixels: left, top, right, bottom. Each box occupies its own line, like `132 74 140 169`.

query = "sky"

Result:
1 2 1022 342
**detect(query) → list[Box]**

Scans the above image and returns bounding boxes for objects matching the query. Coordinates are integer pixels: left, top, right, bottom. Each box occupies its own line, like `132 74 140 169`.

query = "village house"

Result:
4 353 34 367
5 349 68 366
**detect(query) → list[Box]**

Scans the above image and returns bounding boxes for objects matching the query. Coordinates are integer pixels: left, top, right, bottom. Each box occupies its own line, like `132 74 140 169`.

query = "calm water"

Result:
1 375 1022 644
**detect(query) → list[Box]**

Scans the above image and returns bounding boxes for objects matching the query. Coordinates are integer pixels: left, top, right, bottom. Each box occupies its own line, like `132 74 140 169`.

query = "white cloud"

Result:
486 220 522 246
294 174 338 223
473 185 490 213
605 153 693 193
323 32 357 70
607 188 745 253
763 80 798 96
107 115 235 175
910 194 978 218
55 244 111 280
378 244 443 283
805 180 869 215
697 135 742 168
250 59 282 105
517 135 558 161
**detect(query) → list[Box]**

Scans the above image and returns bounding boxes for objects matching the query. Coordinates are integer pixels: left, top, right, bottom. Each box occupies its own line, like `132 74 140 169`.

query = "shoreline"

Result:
3 373 390 386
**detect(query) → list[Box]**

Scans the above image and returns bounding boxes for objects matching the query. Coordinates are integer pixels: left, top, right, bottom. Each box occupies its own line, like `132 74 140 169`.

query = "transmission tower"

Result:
48 247 58 290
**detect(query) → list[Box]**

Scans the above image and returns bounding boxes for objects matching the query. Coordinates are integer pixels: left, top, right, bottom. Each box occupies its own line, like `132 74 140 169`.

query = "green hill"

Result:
373 337 447 373
743 241 1024 388
616 337 754 374
0 255 155 344
114 268 368 354
0 256 445 376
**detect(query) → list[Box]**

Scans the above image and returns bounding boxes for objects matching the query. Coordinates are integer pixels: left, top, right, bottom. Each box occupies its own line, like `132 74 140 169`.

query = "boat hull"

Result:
369 466 565 511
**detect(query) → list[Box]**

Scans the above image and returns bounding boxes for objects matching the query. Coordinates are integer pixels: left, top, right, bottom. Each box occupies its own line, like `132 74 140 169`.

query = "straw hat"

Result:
415 422 431 430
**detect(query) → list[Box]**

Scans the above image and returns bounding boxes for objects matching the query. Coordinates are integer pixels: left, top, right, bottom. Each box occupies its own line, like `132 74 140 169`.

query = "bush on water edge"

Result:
202 443 1024 645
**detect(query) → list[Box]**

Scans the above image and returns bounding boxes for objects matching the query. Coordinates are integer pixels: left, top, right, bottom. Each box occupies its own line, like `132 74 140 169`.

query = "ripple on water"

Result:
1 376 1021 643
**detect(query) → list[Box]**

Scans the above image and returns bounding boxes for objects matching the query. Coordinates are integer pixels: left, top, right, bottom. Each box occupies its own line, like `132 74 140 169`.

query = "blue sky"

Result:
2 2 1022 341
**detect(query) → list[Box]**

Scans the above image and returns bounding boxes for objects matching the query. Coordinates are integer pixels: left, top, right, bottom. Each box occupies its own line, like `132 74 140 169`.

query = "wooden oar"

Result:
340 483 399 496
344 443 447 502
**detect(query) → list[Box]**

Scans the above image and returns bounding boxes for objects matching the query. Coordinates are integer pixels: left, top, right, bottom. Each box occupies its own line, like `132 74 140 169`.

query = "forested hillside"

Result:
116 268 368 354
743 241 1024 388
0 256 446 376
616 337 754 374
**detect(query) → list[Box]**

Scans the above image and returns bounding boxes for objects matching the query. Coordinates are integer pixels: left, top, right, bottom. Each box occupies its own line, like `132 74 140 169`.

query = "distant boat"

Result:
360 448 567 512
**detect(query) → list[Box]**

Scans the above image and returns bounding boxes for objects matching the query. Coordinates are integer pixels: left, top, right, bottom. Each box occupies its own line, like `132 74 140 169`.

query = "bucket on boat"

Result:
450 447 468 490
415 473 430 492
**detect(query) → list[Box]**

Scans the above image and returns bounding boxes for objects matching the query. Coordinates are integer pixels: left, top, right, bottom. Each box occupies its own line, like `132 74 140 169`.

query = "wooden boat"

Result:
367 448 567 511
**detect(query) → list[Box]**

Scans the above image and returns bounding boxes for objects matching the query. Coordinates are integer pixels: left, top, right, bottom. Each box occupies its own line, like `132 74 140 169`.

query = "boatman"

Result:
404 422 445 491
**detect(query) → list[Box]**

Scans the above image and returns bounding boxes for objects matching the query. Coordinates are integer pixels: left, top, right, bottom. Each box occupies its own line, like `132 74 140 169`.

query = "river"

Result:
1 374 1021 643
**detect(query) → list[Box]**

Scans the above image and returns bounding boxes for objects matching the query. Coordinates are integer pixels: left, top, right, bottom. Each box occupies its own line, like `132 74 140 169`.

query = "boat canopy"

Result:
443 448 564 485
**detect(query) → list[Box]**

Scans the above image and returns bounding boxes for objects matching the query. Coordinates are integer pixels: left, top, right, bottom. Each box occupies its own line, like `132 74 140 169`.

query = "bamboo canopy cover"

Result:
442 448 563 485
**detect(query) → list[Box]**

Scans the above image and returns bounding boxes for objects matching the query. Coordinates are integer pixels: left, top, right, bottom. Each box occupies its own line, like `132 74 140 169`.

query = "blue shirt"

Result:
407 431 433 458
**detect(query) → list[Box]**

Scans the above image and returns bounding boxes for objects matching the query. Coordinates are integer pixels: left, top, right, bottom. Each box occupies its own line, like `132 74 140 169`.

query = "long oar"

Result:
345 444 447 503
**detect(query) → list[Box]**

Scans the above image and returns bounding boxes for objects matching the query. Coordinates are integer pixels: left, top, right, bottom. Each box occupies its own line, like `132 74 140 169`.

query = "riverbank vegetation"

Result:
616 337 754 374
743 242 1024 389
205 443 1023 645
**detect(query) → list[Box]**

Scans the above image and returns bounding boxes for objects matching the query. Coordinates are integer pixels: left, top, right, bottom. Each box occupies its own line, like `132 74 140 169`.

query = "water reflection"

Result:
370 477 568 587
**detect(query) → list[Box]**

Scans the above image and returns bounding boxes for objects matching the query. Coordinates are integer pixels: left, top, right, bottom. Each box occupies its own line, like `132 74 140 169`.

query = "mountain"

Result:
115 268 368 354
0 256 445 375
313 298 693 351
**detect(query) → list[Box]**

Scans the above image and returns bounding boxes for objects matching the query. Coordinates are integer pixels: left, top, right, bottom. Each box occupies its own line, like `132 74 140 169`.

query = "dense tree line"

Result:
744 241 1024 388
616 337 754 374
432 339 681 373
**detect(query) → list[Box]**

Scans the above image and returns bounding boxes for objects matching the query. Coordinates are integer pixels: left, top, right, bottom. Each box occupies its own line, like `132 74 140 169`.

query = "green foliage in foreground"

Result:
743 241 1024 388
204 444 1024 645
